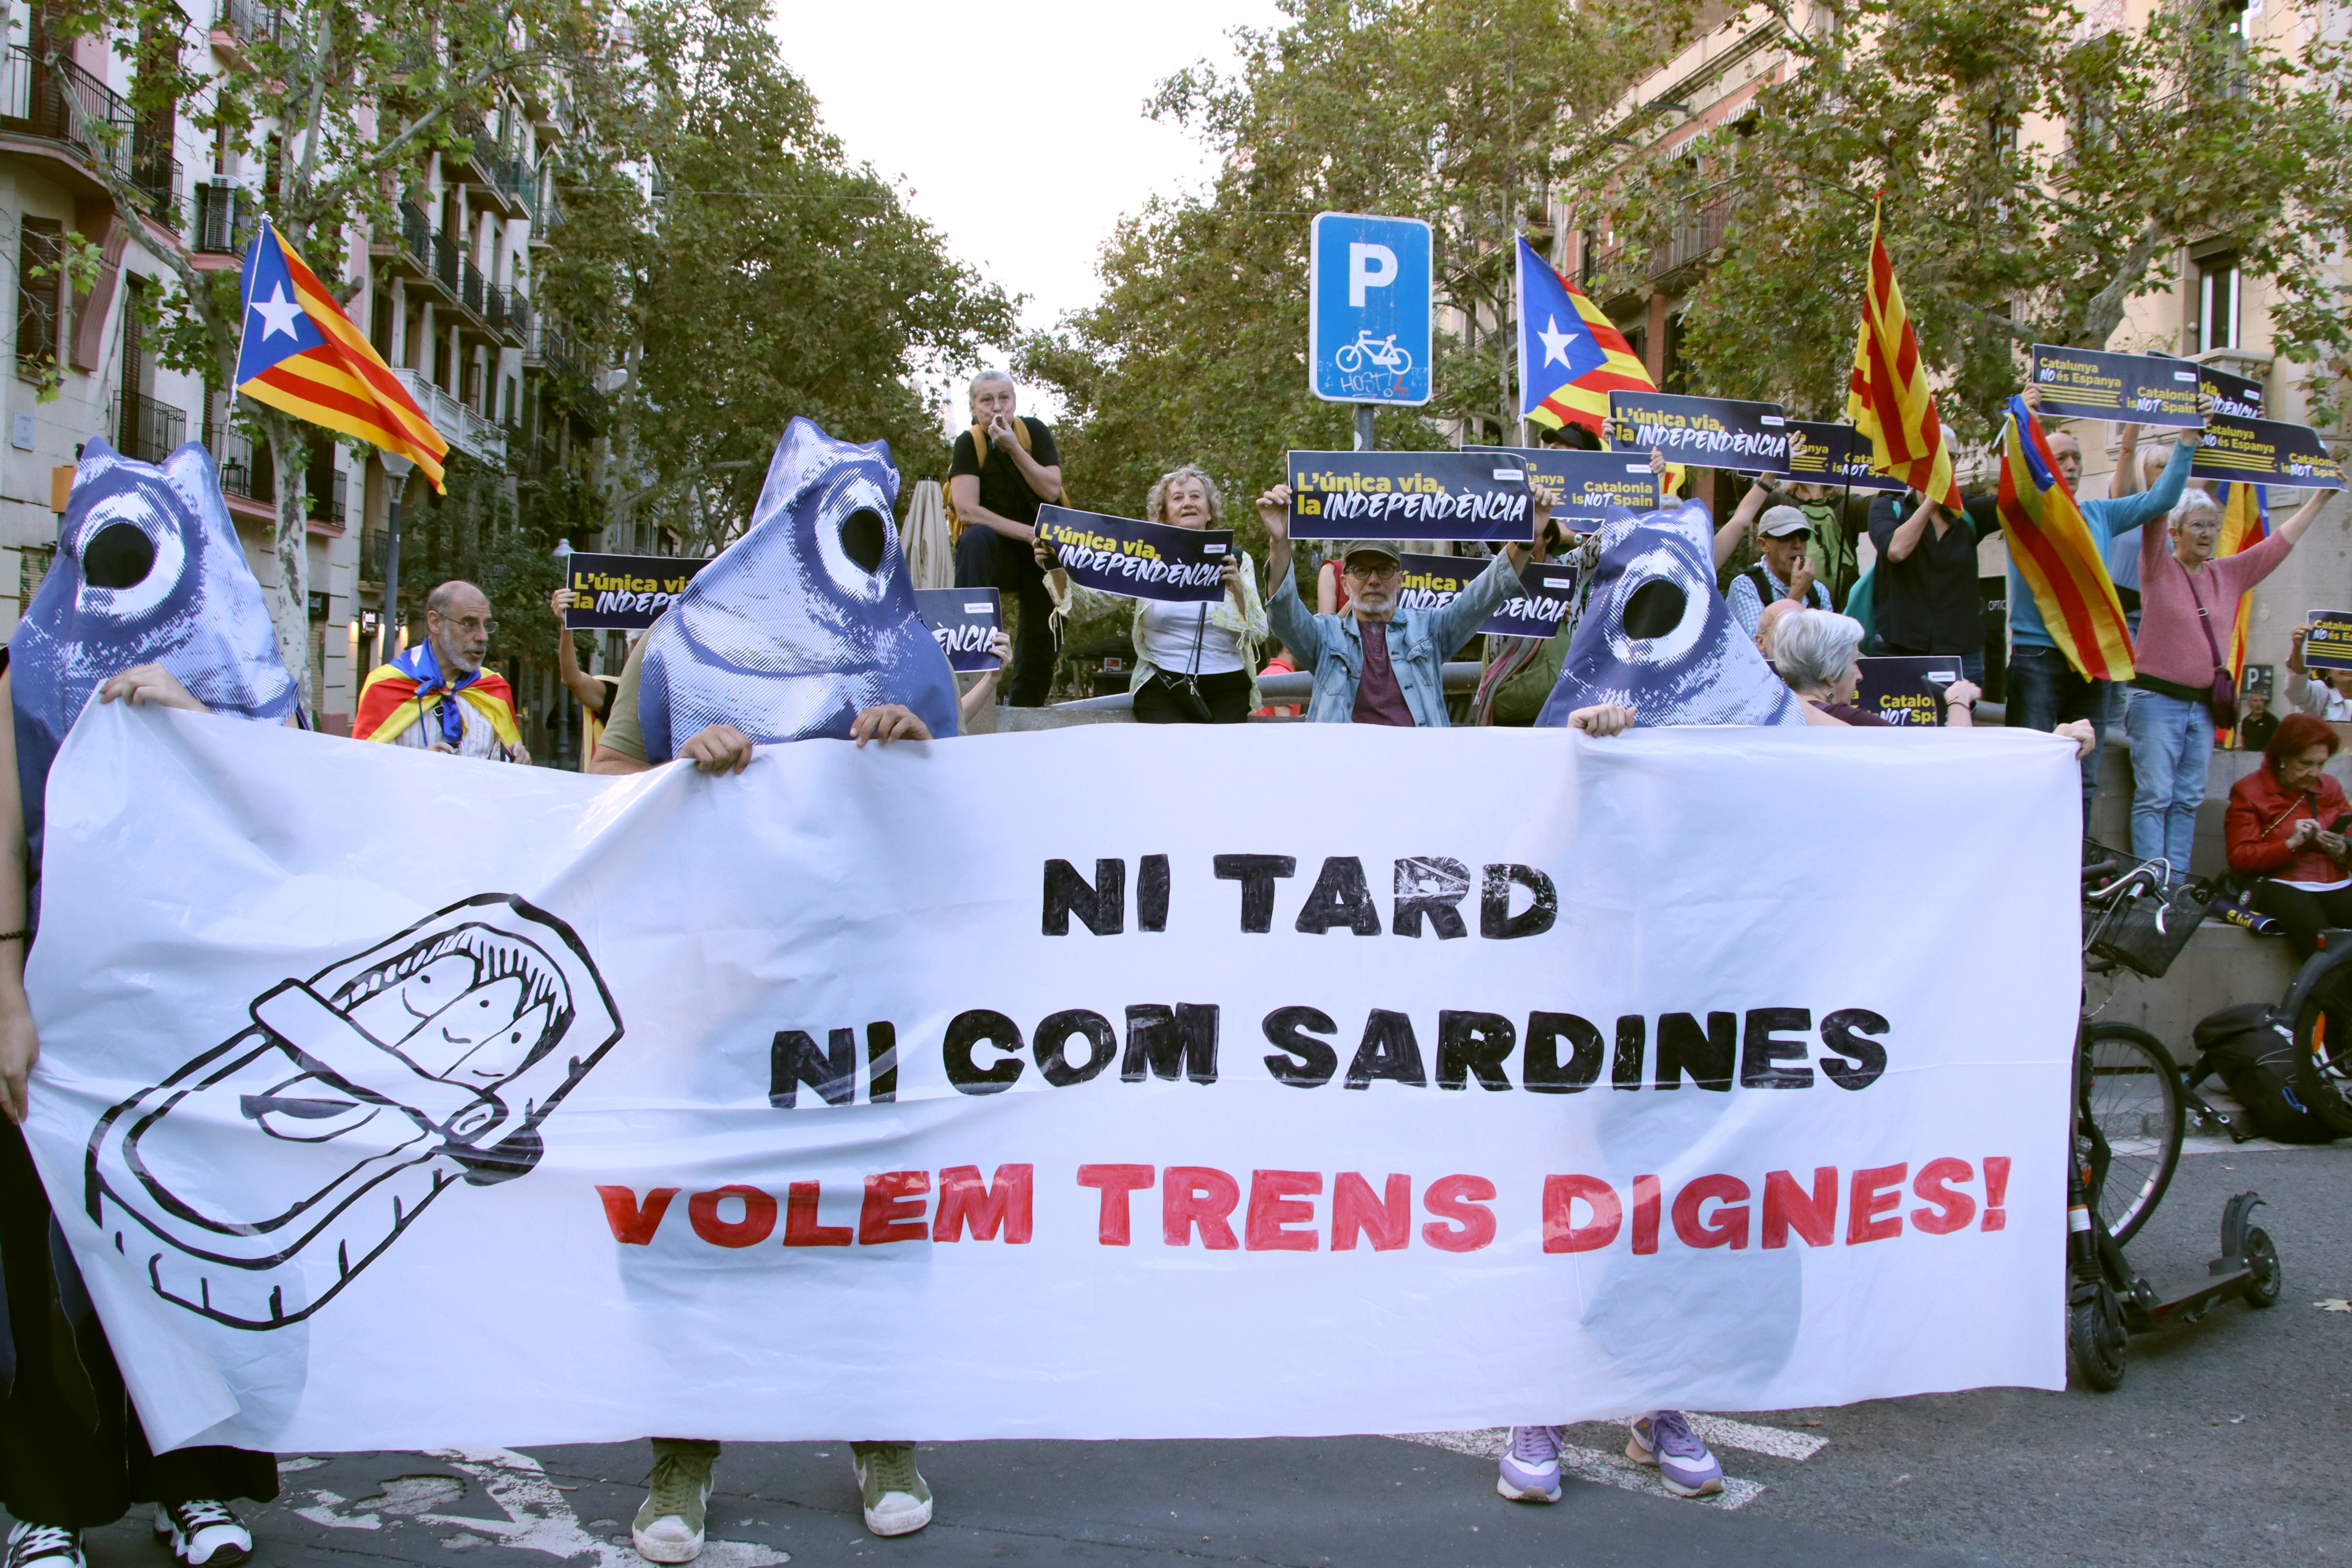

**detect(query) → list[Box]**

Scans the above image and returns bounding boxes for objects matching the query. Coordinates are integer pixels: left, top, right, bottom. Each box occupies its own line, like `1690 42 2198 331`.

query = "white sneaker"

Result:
851 1442 933 1537
151 1502 251 1568
631 1447 714 1563
4 1523 84 1568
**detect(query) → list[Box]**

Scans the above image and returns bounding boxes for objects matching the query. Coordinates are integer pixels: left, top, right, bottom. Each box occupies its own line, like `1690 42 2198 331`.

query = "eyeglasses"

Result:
439 615 497 636
1344 560 1402 579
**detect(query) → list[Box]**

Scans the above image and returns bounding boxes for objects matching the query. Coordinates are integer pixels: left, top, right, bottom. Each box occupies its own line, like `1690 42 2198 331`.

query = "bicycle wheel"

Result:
1334 344 1363 373
2290 963 2352 1136
2079 1023 2184 1245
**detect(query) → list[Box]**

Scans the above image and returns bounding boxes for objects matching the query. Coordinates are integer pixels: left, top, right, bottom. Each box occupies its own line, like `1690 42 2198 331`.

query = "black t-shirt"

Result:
1866 492 2001 656
950 417 1060 530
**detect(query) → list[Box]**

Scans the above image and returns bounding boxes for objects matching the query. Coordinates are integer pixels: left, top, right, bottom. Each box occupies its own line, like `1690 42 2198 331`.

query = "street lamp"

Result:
552 537 574 769
377 452 414 671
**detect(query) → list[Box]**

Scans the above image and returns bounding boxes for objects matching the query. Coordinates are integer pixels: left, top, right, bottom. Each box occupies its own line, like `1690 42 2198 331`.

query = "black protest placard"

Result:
1287 450 1533 542
2306 610 2352 674
561 552 712 630
916 589 1002 672
1397 553 1578 639
1855 656 1965 727
1784 422 1910 493
1607 391 1793 472
2190 416 2346 491
2190 360 2264 420
2027 345 2204 427
1464 447 1659 519
1036 505 1233 603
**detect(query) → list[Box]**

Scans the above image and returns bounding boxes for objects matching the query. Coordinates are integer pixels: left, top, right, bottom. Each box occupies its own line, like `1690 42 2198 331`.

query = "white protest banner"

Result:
26 705 2078 1455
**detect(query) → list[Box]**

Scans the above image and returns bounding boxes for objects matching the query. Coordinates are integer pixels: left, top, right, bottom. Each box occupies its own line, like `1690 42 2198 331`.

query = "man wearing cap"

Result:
1253 483 1563 727
1723 506 1829 641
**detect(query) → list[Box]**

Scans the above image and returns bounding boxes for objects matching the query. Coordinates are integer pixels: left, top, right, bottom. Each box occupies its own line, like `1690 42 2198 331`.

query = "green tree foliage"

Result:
1574 0 2352 436
1020 0 1695 589
538 0 1017 558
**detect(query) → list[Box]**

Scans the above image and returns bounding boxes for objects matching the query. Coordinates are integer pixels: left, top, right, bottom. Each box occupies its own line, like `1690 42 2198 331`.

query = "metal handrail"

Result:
116 390 186 464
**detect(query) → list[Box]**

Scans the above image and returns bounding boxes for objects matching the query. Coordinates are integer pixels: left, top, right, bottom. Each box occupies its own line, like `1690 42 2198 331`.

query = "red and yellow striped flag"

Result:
1995 396 2134 682
235 217 449 491
2214 478 2269 740
1845 204 1962 510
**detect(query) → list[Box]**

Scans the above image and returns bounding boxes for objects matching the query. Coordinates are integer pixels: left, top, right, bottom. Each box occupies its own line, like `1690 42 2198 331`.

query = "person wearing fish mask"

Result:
0 440 300 1568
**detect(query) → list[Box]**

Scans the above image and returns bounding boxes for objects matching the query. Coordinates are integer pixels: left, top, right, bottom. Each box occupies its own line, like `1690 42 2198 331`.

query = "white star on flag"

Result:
1537 314 1576 369
251 282 304 342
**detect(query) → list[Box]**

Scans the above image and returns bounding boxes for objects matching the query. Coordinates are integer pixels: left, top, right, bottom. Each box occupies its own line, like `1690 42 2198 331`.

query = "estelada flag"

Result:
1515 237 1680 486
1844 205 1962 510
355 640 520 750
235 217 449 492
1995 395 2134 682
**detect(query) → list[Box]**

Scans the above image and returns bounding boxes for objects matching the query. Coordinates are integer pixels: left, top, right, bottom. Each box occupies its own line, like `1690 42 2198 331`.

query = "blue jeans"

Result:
2005 645 2108 818
2122 687 2214 876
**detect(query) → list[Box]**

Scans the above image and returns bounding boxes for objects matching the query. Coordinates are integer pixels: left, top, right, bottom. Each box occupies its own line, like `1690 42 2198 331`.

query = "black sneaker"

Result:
150 1501 251 1568
4 1524 84 1568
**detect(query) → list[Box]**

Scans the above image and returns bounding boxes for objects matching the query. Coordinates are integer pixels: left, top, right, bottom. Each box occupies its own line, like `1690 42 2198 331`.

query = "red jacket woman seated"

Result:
2226 711 2352 959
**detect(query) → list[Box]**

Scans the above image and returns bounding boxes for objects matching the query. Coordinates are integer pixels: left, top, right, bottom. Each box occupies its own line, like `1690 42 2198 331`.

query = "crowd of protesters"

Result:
0 359 2339 1568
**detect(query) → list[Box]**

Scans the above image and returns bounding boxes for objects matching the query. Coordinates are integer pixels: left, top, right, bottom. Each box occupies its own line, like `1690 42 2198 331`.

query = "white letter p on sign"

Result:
1348 243 1398 308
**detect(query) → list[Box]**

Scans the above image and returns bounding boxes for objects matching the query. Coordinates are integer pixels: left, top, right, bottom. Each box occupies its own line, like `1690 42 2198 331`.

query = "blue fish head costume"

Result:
1535 497 1804 729
10 438 298 880
635 417 958 759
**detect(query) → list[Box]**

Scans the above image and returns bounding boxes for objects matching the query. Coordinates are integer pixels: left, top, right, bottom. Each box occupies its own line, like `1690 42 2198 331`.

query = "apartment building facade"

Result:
1 0 576 736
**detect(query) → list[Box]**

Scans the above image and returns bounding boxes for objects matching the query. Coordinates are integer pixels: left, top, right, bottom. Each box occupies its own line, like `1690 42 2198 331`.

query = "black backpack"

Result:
2195 1003 2340 1144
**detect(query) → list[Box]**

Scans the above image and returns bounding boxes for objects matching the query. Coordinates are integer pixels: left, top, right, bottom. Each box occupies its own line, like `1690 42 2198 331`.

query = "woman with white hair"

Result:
1776 608 2103 755
1037 464 1267 723
2124 481 2327 873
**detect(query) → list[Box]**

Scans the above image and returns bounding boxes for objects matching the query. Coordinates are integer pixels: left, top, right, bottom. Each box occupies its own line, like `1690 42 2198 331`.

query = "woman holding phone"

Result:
1037 465 1267 723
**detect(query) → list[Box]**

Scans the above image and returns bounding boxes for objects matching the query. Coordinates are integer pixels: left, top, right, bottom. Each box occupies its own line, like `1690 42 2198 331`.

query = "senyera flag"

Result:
1844 203 1961 510
1515 237 1680 486
2214 479 2269 740
1995 395 2134 683
235 216 449 492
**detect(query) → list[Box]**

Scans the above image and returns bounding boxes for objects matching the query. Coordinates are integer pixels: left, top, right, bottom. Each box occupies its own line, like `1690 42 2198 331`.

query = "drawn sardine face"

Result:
635 417 959 758
330 922 574 1088
9 440 299 873
1534 499 1804 729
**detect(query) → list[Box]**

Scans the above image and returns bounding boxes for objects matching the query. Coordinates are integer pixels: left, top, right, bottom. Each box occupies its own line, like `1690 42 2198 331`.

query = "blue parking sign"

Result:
1310 213 1431 406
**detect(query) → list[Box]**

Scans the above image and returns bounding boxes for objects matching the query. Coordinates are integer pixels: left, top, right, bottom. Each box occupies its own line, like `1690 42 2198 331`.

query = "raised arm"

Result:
1713 464 1771 569
0 671 34 1121
1881 495 1939 564
549 589 607 712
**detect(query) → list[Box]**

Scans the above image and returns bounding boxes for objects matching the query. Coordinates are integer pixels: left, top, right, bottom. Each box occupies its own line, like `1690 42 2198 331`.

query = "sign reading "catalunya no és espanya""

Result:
1036 505 1233 603
1608 391 1793 473
2188 416 2346 491
1397 553 1578 639
1287 450 1533 542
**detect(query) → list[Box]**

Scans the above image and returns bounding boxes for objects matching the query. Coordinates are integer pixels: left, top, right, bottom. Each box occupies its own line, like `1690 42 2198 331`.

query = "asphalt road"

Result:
53 1141 2351 1568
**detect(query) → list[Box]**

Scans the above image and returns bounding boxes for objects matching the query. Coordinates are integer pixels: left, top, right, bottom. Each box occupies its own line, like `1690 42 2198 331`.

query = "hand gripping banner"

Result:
26 706 2080 1453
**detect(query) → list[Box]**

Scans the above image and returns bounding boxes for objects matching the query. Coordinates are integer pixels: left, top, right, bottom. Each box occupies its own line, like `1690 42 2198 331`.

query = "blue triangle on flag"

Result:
235 219 329 385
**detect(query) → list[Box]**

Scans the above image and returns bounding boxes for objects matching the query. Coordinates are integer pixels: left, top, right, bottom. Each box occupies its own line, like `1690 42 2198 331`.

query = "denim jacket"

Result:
1266 551 1520 725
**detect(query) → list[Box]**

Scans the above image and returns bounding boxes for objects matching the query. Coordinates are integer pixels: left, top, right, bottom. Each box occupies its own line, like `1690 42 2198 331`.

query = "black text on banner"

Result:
2306 610 2352 673
1854 656 1962 727
1463 447 1659 519
1607 391 1792 472
2188 416 2346 491
562 552 712 631
1287 450 1532 542
1036 506 1234 602
1784 422 1911 493
1398 553 1578 639
2027 345 2204 427
2189 360 2264 420
916 588 1003 672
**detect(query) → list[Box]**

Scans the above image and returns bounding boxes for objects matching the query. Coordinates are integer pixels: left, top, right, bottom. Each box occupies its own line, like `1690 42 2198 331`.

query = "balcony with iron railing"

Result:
217 424 274 502
1 45 135 182
460 254 486 320
498 285 531 344
129 122 179 232
428 228 459 297
195 182 252 255
214 0 286 47
393 367 505 466
116 390 186 464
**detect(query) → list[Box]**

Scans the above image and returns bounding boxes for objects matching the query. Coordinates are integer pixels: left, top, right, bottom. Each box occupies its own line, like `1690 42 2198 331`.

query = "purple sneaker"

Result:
1496 1424 1563 1502
1627 1411 1723 1498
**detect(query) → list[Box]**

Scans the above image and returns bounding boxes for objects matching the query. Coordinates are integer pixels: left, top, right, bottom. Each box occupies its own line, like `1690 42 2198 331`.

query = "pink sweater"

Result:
2136 523 2293 692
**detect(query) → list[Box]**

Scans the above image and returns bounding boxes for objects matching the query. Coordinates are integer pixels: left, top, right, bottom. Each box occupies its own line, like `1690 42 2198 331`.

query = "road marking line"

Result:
1686 1413 1828 1461
1386 1428 1768 1510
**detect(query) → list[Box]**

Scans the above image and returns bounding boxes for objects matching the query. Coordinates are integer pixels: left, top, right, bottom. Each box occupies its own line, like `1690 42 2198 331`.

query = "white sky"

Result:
770 0 1288 421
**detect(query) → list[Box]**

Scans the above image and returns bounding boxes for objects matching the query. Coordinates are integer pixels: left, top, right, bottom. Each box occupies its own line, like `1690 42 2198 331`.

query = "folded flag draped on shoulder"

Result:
1845 205 1962 510
1995 395 2135 683
355 640 519 749
2215 479 2269 738
236 217 449 492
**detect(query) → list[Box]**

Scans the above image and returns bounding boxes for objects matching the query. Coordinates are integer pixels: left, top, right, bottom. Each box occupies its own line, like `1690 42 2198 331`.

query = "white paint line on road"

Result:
2176 1134 2339 1157
1387 1427 1770 1510
1685 1413 1827 1461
